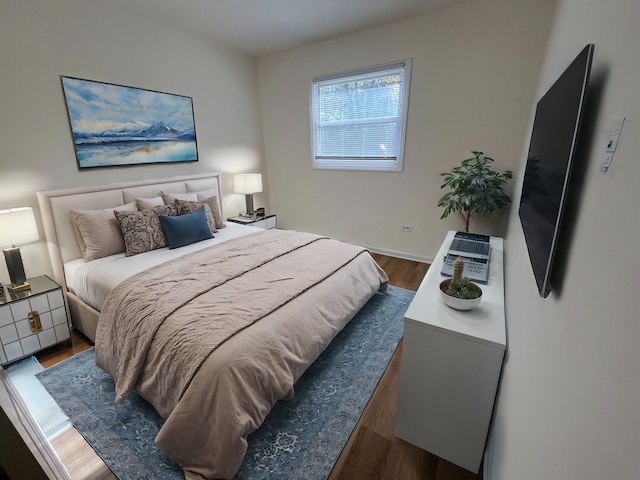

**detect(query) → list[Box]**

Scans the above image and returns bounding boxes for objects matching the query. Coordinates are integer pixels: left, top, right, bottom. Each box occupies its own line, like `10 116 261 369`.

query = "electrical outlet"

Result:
600 153 613 173
605 134 620 152
401 225 412 232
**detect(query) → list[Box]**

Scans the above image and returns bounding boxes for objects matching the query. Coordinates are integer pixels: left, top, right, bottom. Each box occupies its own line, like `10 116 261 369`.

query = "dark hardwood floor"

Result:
36 253 481 480
328 254 480 480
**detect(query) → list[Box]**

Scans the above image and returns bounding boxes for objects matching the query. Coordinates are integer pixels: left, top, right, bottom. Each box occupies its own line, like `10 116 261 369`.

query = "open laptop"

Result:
440 231 491 283
447 231 490 259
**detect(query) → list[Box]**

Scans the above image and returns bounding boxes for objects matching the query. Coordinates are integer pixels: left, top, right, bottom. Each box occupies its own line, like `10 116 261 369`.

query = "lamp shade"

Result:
0 207 40 247
234 174 263 195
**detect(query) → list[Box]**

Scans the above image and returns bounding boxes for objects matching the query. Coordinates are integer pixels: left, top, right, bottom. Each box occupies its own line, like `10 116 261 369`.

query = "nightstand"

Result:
0 276 71 366
227 214 277 230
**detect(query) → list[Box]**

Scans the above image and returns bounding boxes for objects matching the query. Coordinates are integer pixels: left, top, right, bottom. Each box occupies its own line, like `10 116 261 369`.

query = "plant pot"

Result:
439 279 482 311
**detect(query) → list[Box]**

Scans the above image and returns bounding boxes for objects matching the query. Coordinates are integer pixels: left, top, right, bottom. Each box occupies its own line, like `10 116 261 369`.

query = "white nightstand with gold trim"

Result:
0 275 71 365
227 214 277 230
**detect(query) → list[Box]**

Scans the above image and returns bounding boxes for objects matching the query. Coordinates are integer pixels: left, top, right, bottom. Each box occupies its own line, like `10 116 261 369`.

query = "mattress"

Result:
64 222 261 312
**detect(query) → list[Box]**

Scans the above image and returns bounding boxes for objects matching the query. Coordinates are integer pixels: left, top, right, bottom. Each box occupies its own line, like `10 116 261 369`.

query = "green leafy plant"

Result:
438 151 513 233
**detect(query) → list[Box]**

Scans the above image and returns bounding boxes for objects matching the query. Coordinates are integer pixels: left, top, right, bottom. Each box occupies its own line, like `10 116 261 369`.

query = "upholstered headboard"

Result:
37 173 223 288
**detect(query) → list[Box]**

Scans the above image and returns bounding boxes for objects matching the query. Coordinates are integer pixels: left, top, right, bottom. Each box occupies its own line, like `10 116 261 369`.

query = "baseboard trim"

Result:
361 244 433 265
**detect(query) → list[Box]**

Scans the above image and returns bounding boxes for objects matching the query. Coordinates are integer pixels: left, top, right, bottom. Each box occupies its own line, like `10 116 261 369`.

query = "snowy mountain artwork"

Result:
61 76 198 169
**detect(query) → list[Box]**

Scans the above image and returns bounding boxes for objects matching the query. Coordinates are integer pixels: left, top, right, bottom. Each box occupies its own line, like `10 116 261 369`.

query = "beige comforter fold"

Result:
94 229 388 479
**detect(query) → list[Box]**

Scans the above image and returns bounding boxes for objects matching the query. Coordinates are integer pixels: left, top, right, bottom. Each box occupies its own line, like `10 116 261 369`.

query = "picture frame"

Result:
61 76 199 170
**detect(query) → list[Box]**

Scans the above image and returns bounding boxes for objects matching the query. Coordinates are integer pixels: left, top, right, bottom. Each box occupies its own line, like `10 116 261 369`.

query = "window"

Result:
310 59 412 172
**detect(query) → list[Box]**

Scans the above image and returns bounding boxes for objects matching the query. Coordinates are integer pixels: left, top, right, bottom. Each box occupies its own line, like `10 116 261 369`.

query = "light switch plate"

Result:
610 117 625 135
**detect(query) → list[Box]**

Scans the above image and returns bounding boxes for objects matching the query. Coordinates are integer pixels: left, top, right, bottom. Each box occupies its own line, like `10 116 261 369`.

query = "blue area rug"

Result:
37 285 414 480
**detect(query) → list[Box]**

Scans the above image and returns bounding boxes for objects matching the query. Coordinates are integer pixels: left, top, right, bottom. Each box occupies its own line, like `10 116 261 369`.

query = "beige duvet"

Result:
95 229 388 479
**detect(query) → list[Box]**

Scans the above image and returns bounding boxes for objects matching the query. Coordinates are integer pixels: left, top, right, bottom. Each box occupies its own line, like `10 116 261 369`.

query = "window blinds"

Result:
311 60 411 171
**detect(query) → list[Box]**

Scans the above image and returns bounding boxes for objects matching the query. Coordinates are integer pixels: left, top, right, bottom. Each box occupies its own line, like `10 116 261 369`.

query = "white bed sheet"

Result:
64 222 262 312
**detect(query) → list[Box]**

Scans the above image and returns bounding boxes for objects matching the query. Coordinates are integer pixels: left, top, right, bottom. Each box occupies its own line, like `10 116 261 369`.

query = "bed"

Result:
36 173 388 480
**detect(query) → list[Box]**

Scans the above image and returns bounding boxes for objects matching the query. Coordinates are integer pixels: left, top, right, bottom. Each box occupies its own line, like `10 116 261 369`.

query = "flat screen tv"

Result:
519 44 594 298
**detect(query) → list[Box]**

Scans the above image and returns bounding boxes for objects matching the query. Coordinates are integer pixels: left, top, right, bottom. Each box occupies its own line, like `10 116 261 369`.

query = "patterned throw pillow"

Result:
152 204 178 216
114 205 178 256
174 199 219 232
195 192 225 230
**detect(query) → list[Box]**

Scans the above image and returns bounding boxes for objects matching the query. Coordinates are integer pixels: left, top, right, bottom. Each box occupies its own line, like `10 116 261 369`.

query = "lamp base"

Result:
244 193 255 216
3 247 27 287
7 282 31 293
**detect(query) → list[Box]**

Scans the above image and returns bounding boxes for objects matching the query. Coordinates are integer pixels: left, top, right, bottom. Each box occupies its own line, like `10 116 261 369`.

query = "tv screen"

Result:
519 44 594 298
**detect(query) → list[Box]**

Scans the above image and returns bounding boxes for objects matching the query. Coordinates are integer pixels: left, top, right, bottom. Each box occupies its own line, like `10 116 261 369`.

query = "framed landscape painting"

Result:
61 76 198 169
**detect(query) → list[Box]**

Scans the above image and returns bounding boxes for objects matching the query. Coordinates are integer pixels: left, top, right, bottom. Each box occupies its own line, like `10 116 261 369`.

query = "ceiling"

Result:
103 0 467 57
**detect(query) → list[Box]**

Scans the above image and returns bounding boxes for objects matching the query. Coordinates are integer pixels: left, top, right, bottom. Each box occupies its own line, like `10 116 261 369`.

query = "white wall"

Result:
0 0 266 283
257 0 557 261
491 0 640 478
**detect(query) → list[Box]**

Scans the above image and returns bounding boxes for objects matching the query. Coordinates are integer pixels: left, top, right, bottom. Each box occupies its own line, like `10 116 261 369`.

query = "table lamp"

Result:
233 174 263 215
0 207 40 292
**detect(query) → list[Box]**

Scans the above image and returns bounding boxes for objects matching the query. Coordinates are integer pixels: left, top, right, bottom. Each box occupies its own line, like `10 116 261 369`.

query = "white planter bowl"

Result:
439 279 482 311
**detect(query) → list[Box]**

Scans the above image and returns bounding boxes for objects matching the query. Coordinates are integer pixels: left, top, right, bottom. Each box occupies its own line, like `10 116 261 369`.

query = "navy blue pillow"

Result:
158 206 213 249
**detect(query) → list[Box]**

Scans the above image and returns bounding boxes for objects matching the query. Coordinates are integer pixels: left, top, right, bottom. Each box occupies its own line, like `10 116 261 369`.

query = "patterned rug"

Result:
37 285 414 480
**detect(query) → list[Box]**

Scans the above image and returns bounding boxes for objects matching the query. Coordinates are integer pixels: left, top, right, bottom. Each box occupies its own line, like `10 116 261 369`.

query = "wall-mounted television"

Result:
518 44 594 298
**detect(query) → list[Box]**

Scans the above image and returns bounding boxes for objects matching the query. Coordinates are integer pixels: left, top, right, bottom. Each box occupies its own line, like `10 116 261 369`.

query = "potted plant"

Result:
438 151 513 233
439 257 482 310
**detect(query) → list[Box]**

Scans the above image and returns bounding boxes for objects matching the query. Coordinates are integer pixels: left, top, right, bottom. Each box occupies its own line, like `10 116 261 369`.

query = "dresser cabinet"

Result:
395 231 506 473
0 276 71 365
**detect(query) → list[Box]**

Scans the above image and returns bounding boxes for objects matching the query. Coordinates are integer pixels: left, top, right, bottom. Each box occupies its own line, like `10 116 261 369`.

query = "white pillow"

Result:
161 191 198 204
135 196 163 210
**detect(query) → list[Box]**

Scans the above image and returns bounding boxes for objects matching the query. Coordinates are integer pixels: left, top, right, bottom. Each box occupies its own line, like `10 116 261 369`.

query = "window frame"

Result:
310 59 412 172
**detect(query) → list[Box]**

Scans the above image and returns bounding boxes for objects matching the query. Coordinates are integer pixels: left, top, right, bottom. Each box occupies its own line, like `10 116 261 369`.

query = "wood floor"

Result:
35 254 481 480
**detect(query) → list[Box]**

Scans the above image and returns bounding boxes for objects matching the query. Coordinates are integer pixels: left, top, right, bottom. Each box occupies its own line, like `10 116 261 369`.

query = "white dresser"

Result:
395 230 506 473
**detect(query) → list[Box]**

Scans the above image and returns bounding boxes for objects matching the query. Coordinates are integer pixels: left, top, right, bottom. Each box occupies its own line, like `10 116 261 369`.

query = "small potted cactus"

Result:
439 257 482 310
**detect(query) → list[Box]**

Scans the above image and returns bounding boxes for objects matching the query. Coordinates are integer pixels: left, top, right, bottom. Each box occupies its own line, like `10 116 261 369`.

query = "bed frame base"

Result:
67 291 100 342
